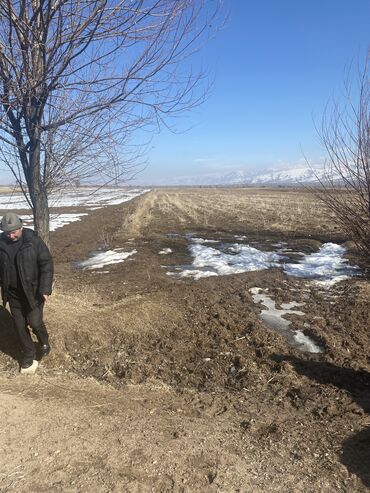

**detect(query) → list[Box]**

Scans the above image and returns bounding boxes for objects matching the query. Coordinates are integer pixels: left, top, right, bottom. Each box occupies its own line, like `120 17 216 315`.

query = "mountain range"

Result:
163 165 327 186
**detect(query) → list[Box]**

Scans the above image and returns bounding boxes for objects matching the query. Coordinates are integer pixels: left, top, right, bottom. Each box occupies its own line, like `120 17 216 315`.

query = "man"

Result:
0 212 53 372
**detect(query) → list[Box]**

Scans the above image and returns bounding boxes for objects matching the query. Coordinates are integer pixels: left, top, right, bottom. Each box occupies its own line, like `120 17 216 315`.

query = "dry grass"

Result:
119 187 341 238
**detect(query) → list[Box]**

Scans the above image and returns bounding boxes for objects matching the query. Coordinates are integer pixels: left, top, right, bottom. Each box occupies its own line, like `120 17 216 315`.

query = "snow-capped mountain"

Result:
163 165 326 186
247 166 327 185
217 170 252 184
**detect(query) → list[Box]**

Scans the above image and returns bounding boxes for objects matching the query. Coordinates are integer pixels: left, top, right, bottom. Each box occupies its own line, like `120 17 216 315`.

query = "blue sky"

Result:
134 0 370 185
0 1 368 186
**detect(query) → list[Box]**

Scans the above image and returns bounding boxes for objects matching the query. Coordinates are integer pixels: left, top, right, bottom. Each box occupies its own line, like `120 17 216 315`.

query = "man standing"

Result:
0 212 53 372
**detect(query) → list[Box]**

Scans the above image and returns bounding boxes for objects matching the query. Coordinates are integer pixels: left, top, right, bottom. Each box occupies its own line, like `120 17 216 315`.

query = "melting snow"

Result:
77 249 137 270
293 330 323 353
283 243 359 286
1 187 149 232
159 248 173 255
22 213 88 231
168 237 359 285
169 243 283 279
191 237 219 244
250 287 323 353
0 187 149 210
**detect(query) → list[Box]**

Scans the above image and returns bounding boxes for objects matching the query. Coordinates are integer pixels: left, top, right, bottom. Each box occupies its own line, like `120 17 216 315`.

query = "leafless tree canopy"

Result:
313 53 370 262
0 0 222 241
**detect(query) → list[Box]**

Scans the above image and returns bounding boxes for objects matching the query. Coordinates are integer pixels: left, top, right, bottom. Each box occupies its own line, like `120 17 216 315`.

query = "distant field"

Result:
0 186 19 194
0 186 346 240
118 187 344 240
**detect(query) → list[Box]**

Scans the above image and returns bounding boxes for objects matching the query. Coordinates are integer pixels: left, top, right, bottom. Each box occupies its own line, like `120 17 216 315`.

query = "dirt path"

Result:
0 374 255 492
0 188 369 492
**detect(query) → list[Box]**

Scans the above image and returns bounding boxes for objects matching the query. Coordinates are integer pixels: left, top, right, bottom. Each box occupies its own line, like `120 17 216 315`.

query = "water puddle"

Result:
249 287 324 354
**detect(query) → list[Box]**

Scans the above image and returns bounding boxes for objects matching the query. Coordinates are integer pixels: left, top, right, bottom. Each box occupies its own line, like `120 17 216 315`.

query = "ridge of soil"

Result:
0 187 369 492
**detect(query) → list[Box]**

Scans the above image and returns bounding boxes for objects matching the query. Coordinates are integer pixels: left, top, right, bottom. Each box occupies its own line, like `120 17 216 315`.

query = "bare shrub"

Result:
312 54 370 261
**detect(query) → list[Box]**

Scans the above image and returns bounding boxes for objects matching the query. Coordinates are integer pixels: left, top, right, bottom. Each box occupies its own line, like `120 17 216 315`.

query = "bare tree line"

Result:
312 52 370 262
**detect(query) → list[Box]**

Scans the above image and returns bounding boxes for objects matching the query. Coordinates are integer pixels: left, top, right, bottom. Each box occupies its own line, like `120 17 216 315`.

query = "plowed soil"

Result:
0 187 369 492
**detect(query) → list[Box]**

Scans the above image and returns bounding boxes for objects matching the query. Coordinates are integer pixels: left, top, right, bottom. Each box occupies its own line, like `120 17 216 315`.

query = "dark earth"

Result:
0 187 369 492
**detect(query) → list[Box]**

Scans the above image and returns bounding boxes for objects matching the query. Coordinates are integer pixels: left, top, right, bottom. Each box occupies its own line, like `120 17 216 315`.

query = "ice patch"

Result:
293 330 323 353
249 287 324 353
280 301 304 310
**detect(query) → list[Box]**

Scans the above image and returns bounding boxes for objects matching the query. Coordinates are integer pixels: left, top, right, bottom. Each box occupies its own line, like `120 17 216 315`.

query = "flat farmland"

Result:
0 187 369 492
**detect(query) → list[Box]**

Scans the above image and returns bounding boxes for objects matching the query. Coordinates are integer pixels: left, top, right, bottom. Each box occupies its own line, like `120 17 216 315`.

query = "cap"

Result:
0 212 23 232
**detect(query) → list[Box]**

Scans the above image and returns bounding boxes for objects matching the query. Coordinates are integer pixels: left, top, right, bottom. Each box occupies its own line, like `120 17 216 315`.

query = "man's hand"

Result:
43 294 49 302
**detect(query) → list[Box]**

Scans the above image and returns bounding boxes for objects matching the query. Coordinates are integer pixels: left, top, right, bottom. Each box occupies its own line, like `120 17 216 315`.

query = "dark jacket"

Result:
0 228 54 309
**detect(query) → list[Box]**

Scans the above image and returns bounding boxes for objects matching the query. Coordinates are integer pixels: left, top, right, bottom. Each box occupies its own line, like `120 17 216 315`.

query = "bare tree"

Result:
0 0 223 243
312 53 370 261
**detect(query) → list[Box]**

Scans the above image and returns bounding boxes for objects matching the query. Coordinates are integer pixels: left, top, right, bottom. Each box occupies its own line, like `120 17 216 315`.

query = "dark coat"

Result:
0 228 54 309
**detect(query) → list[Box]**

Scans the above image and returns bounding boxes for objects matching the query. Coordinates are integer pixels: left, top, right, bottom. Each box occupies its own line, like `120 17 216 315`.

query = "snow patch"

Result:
249 287 323 353
159 248 173 255
169 242 283 279
168 236 359 285
283 243 359 285
0 188 149 231
77 249 137 270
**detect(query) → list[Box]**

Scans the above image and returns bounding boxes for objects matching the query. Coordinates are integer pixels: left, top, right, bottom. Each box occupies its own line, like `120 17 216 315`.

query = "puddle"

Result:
249 287 324 354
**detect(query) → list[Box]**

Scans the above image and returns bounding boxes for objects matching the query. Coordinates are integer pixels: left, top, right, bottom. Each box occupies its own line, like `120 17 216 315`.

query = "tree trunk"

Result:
28 131 51 247
32 191 50 247
26 0 51 246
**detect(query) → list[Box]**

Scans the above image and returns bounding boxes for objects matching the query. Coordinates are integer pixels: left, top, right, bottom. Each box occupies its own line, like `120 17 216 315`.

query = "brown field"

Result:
0 186 20 194
0 187 369 492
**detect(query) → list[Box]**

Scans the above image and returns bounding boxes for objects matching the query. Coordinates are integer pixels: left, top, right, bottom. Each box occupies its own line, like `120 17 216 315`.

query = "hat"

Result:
0 212 23 232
